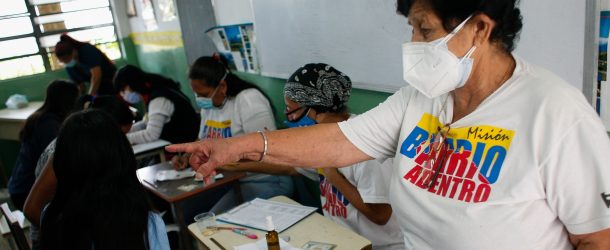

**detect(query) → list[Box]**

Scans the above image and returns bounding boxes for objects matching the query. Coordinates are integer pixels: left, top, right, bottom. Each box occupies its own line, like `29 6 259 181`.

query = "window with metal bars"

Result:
0 0 121 80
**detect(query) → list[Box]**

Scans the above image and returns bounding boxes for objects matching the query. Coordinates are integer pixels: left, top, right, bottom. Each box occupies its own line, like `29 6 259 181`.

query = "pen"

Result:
209 226 258 239
231 228 258 239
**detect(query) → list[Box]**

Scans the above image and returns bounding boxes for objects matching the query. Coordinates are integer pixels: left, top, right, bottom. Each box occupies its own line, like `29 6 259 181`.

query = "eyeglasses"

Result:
424 125 451 188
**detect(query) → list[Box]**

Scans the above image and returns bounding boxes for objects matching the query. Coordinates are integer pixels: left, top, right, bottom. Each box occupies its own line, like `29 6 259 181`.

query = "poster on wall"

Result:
600 11 610 130
141 0 158 31
206 23 258 73
599 11 610 81
127 0 137 17
157 0 177 22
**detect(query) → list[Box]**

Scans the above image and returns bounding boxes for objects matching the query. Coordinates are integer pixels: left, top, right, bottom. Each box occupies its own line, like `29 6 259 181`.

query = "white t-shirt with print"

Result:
339 56 610 250
200 88 276 181
199 88 276 139
318 158 404 249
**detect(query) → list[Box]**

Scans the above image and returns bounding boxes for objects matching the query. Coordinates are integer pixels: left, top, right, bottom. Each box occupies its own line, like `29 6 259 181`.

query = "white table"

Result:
188 196 372 250
0 102 43 141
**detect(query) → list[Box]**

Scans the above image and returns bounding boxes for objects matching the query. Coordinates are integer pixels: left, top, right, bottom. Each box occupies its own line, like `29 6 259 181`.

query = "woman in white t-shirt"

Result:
175 55 293 212
167 0 610 249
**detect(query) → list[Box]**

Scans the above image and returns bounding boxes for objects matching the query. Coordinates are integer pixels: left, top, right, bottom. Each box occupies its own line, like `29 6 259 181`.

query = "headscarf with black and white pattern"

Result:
284 63 352 113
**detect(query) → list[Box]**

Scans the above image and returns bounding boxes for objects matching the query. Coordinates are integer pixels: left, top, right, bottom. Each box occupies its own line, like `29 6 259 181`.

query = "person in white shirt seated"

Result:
219 63 404 249
114 65 199 145
173 55 294 213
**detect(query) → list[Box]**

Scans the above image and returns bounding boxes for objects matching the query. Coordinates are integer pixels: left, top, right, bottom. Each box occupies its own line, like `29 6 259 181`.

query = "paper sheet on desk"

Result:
234 238 300 250
155 169 196 181
217 198 317 232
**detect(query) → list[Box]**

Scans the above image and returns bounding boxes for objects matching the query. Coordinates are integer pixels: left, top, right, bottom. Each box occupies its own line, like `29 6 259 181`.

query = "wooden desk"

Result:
189 196 372 250
0 102 43 141
137 162 245 250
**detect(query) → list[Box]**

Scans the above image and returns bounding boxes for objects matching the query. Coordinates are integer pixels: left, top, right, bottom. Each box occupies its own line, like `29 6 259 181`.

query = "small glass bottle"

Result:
265 216 280 250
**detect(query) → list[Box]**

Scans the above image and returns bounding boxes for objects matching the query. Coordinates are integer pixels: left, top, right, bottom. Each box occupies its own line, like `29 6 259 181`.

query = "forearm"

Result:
88 67 102 95
127 113 166 144
570 229 610 250
218 162 299 176
89 75 101 95
234 123 371 168
325 170 392 225
24 159 57 227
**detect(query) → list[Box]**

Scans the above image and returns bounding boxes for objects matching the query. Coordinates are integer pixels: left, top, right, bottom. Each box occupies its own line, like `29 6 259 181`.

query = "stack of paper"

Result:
217 198 317 232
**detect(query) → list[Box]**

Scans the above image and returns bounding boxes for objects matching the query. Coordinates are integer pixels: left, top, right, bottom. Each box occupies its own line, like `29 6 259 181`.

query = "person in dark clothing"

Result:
8 80 79 210
114 65 199 145
54 34 117 96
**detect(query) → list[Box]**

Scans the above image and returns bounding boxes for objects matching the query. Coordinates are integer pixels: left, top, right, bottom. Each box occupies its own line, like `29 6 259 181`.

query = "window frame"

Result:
0 0 121 77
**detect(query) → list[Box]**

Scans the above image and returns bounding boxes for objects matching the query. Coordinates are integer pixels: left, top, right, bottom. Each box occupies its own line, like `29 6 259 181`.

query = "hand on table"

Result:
165 138 252 179
170 153 190 170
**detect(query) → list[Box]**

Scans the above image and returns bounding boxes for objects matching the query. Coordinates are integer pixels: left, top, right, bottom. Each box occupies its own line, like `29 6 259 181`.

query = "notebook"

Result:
217 198 317 232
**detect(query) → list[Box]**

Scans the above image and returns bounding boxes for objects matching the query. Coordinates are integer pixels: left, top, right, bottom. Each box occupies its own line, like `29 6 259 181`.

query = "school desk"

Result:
0 102 43 141
133 139 171 163
137 162 245 250
188 195 373 250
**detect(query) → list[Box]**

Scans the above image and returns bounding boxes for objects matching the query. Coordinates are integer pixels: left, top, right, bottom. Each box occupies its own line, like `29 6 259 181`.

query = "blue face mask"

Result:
123 91 141 104
284 108 317 128
64 59 77 68
196 96 214 109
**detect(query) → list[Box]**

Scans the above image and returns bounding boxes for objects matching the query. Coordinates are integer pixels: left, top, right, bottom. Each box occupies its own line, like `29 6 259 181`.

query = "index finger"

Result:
165 141 202 154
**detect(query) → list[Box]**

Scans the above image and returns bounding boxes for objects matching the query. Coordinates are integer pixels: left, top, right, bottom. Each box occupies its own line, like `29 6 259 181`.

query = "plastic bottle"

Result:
265 216 280 250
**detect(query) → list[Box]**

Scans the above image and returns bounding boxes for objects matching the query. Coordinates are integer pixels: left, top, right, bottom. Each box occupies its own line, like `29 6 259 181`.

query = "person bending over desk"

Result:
40 110 169 250
218 64 404 250
114 65 199 145
167 0 610 248
54 34 117 96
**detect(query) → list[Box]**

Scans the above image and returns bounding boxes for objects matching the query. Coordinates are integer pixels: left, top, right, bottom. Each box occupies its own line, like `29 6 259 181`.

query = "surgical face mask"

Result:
64 59 77 68
195 86 220 110
196 96 214 109
123 91 141 104
402 15 477 98
284 108 317 128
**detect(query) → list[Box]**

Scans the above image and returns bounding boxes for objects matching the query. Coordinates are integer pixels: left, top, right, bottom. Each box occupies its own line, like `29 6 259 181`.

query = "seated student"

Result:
40 109 169 250
218 64 404 249
174 55 293 213
24 95 135 249
8 80 79 211
114 65 199 145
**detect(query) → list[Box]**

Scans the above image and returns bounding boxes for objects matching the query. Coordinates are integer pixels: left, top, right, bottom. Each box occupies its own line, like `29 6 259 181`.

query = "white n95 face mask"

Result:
402 15 477 98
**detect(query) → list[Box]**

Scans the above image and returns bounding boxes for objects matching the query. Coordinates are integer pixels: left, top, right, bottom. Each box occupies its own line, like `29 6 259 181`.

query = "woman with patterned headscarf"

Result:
220 63 404 250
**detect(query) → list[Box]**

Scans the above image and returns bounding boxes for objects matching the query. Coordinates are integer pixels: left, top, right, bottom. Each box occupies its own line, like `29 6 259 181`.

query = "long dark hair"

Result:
77 95 135 126
188 56 264 98
114 65 180 94
54 34 87 58
41 110 151 250
20 80 79 141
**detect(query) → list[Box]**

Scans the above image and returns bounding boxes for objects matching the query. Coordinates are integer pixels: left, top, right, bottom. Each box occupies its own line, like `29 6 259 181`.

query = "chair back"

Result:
1 203 31 250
